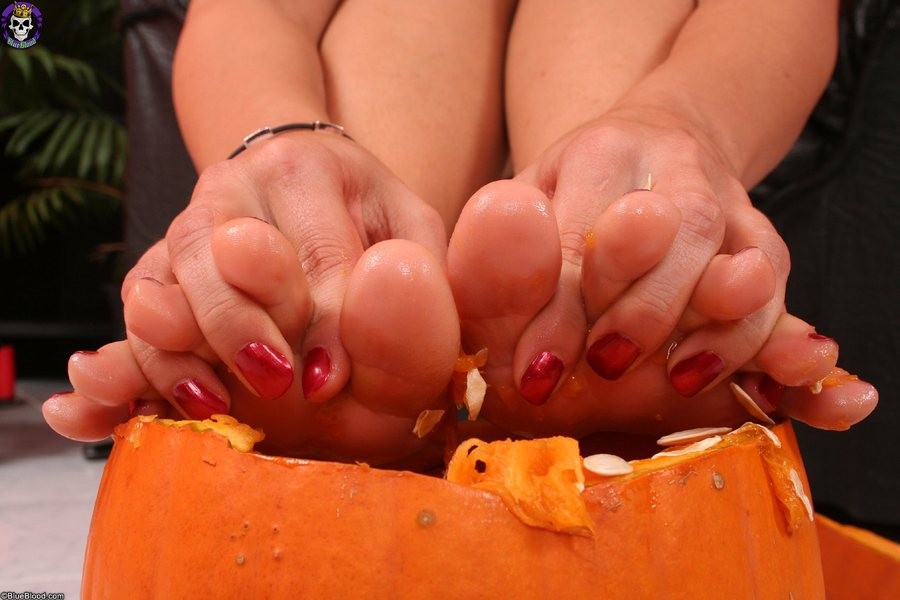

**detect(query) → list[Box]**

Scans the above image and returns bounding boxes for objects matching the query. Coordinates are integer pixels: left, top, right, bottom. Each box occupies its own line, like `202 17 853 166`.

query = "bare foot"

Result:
447 180 877 437
44 135 462 465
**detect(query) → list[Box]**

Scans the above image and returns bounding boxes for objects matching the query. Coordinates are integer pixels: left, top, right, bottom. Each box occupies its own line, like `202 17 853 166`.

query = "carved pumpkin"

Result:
82 417 825 598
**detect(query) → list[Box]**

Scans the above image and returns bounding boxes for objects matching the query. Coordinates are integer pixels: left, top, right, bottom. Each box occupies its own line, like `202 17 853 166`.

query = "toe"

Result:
341 239 460 416
448 180 563 404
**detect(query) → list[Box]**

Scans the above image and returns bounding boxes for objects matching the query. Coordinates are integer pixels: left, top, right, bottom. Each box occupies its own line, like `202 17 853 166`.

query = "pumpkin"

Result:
816 513 900 600
81 416 826 598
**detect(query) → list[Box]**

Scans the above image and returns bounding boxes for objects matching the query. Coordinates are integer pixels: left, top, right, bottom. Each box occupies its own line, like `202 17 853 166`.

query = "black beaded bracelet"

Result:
227 121 354 159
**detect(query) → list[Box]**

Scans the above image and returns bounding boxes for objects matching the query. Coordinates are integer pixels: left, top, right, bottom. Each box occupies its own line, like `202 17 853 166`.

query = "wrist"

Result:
227 121 354 160
607 91 744 181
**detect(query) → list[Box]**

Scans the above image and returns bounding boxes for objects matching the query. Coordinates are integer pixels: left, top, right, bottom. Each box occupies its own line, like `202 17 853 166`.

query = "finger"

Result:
584 167 726 381
582 190 682 320
750 313 839 387
165 160 299 401
688 246 776 322
123 278 204 352
42 392 130 442
211 217 313 347
666 202 790 396
67 341 151 406
127 334 231 420
779 370 878 431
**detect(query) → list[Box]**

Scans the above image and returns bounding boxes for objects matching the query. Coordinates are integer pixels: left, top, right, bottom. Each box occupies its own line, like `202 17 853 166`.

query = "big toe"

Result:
340 239 460 416
448 180 561 372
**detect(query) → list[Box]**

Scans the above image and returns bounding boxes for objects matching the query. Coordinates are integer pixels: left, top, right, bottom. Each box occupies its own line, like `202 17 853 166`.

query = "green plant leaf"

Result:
77 117 101 178
34 112 75 173
32 47 56 80
56 55 101 98
112 124 127 182
0 112 28 132
95 119 114 182
53 112 90 170
5 110 59 156
6 48 32 82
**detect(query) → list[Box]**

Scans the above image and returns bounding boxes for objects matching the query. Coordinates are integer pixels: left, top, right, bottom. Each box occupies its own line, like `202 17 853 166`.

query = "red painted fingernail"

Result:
302 347 331 398
520 351 563 406
756 375 785 413
669 351 725 397
586 333 641 380
808 332 834 342
235 342 293 400
173 379 228 420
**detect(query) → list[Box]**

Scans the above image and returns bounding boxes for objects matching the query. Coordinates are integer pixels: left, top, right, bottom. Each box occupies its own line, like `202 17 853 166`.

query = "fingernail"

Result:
235 342 294 400
520 351 563 406
173 379 227 420
756 375 785 413
302 347 331 398
586 333 641 380
669 351 725 397
808 332 834 342
733 246 759 257
139 277 163 285
73 350 99 356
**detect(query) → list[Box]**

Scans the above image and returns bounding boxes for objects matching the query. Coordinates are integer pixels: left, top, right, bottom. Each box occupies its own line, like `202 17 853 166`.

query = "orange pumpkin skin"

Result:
816 513 900 600
82 419 825 599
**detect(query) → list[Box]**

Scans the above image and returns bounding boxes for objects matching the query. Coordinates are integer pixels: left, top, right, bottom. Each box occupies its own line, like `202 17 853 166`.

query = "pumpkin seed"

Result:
729 382 776 425
583 453 634 476
788 468 814 522
652 435 722 458
657 426 732 447
413 409 445 438
744 422 782 448
465 368 487 421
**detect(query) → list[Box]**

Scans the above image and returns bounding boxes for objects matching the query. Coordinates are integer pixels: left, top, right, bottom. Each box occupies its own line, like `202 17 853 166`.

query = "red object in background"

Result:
0 344 15 401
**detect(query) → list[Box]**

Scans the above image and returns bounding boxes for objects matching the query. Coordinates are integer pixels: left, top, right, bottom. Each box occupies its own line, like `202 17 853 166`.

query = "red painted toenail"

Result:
172 379 228 419
302 347 331 398
669 351 725 397
756 375 785 413
520 351 563 406
586 333 641 380
235 342 294 400
128 398 155 418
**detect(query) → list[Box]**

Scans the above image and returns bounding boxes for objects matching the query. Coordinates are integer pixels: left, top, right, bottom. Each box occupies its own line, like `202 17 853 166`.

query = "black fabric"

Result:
753 0 900 537
120 0 195 271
